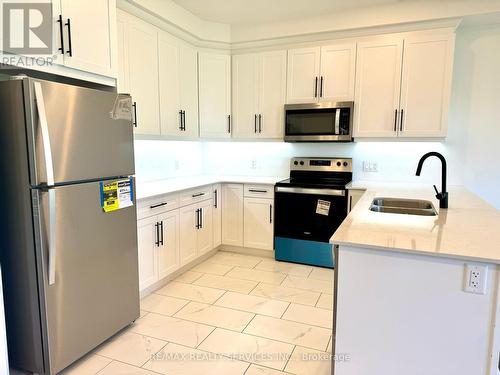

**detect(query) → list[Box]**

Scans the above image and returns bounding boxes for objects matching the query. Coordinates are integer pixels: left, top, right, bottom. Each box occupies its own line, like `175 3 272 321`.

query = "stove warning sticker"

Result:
100 178 134 213
316 199 331 216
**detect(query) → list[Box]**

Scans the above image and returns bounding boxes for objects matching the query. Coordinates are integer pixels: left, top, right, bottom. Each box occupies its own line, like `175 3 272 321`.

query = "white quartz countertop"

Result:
331 182 500 264
136 175 286 200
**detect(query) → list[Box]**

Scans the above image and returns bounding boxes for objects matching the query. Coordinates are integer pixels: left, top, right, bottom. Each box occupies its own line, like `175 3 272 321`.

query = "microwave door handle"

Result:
334 108 340 135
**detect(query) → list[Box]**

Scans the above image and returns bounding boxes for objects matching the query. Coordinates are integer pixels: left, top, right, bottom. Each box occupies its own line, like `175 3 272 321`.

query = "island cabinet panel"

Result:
333 245 499 375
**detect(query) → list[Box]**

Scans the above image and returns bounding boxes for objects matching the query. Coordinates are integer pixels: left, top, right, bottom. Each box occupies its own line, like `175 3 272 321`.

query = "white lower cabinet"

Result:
213 184 222 247
157 210 180 279
222 184 244 246
137 216 158 291
179 200 213 266
244 198 274 251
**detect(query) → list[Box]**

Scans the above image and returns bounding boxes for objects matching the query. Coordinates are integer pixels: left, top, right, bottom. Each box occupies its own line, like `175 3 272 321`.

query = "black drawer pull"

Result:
150 202 167 209
249 189 268 193
192 193 205 198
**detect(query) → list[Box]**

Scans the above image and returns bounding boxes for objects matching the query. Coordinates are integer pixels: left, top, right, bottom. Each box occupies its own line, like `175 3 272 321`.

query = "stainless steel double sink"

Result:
369 197 437 216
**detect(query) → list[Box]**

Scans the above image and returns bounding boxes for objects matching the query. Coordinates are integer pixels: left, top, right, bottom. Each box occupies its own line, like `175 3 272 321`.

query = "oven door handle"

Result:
275 187 346 196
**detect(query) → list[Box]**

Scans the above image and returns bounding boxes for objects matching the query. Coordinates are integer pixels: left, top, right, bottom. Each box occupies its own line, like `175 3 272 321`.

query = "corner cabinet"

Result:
232 51 286 139
199 52 232 139
117 11 160 135
354 33 454 138
244 198 274 251
286 43 356 104
222 184 244 246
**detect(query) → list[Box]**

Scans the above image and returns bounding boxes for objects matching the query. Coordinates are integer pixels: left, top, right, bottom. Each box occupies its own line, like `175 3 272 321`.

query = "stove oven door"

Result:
274 186 347 268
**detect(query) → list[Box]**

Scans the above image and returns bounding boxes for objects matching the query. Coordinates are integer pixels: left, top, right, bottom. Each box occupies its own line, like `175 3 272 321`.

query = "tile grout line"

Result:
279 302 292 319
283 345 297 373
195 325 218 349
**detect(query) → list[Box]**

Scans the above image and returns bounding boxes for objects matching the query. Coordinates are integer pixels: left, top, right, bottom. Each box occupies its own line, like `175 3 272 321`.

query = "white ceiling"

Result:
171 0 402 25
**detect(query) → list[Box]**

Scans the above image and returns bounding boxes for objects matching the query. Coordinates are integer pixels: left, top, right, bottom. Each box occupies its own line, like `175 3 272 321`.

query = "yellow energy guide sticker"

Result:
100 178 134 213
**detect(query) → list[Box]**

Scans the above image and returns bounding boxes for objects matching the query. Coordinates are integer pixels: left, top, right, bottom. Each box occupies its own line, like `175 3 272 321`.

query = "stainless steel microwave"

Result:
284 101 354 142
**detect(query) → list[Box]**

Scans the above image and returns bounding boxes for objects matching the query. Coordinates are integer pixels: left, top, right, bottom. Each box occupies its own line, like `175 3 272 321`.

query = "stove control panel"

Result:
291 157 352 172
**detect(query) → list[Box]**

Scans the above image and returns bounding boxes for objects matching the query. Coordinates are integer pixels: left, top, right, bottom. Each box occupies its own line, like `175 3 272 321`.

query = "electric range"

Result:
274 157 352 268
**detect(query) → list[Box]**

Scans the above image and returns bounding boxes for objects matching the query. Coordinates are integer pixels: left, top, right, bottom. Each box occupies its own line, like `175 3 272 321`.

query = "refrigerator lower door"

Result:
26 78 135 186
32 179 139 374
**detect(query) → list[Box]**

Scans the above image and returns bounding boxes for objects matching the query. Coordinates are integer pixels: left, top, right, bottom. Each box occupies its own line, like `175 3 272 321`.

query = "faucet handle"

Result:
433 184 444 200
433 185 439 195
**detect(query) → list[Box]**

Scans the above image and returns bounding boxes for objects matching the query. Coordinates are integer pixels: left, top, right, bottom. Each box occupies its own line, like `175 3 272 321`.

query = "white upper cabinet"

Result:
258 51 287 139
287 44 356 104
199 52 231 139
354 38 404 138
232 53 260 138
319 43 356 102
398 34 455 138
119 12 160 135
286 47 321 104
354 33 454 138
58 0 116 77
158 33 199 138
232 50 286 139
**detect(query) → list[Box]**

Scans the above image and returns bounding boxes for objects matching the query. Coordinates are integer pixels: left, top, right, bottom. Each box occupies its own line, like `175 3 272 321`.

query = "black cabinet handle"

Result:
195 209 200 229
64 18 73 56
160 221 164 246
269 204 273 224
57 15 65 54
179 110 183 130
258 114 262 133
155 222 160 247
182 110 186 131
200 208 203 229
192 192 205 198
393 109 398 132
214 189 218 208
249 189 268 193
254 114 257 133
320 76 324 97
132 102 137 127
314 77 318 98
400 109 404 132
228 115 231 133
150 202 167 209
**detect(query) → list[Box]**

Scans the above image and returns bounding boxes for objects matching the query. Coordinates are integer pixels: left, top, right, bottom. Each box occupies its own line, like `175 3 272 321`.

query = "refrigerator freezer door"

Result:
28 78 135 186
33 179 139 374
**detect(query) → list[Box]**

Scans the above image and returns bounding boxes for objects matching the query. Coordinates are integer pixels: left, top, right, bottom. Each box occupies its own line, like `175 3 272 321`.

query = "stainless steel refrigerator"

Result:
0 77 140 374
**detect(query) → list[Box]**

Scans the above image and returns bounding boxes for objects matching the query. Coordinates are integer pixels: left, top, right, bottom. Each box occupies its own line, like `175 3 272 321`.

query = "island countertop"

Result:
331 183 500 264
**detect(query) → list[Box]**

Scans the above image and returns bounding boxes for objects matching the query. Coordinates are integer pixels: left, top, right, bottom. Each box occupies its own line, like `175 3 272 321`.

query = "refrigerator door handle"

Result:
47 189 57 285
33 82 55 187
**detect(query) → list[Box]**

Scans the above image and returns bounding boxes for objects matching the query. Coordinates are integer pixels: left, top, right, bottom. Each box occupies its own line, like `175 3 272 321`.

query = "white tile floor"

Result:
60 251 334 375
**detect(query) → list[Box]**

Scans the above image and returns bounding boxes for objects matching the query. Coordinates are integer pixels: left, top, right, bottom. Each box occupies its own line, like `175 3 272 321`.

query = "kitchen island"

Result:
330 184 500 375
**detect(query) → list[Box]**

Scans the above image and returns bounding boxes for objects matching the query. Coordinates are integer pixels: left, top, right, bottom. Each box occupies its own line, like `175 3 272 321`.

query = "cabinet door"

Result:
199 52 231 138
179 43 199 138
137 216 158 291
232 53 259 138
222 184 244 246
399 34 454 138
158 32 182 136
354 38 403 138
259 51 287 139
319 43 356 102
179 204 198 266
213 185 222 247
286 47 321 104
157 210 180 279
116 12 129 93
197 200 214 256
127 17 160 135
60 0 115 76
244 198 274 251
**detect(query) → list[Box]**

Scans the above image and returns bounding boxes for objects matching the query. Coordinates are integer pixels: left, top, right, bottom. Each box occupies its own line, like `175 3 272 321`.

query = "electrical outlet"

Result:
174 160 180 170
363 161 378 172
464 264 488 294
251 160 257 169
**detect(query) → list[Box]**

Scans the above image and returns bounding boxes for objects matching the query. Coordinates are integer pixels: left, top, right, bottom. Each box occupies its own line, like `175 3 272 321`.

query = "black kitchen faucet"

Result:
416 152 449 209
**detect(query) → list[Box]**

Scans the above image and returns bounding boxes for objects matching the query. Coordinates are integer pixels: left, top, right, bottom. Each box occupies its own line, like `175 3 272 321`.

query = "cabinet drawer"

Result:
179 185 213 207
244 184 274 199
137 193 179 220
